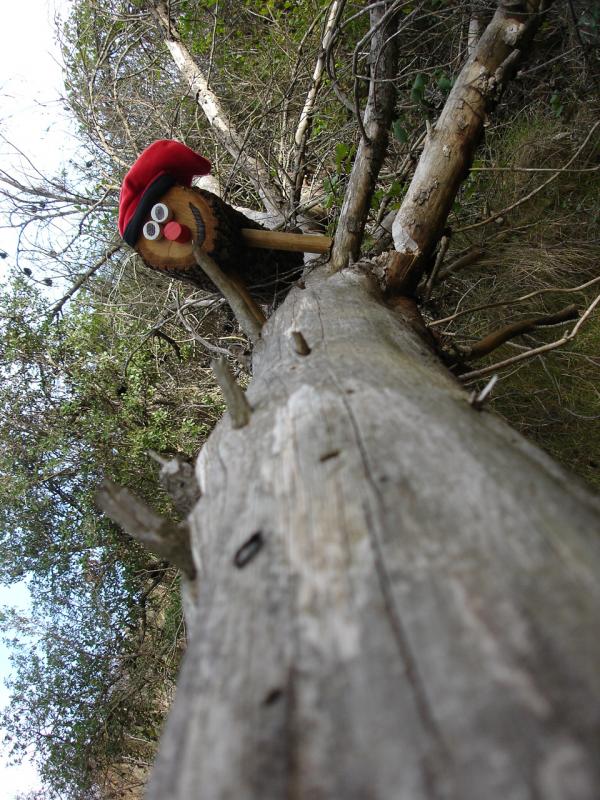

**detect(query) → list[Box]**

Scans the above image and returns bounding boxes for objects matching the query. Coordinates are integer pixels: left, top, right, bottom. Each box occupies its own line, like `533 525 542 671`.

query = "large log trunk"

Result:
147 266 600 800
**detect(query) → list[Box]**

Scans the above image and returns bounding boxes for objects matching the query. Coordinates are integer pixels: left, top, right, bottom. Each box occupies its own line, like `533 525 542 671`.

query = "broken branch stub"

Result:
96 479 196 579
211 358 252 429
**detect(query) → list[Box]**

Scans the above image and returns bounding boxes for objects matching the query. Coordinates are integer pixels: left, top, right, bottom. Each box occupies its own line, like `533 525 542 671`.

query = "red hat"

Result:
118 140 211 246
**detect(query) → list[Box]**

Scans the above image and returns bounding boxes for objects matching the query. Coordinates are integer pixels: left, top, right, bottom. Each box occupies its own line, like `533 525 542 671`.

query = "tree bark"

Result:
386 0 550 294
147 266 600 800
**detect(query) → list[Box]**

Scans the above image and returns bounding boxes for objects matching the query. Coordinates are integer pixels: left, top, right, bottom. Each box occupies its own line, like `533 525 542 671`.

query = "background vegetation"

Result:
0 0 598 796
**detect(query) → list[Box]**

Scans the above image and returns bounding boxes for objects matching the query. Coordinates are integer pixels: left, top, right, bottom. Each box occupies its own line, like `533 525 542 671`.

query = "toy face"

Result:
135 185 217 272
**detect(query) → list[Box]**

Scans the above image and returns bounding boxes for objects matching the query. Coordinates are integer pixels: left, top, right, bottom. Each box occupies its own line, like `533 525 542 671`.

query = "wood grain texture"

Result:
148 267 600 800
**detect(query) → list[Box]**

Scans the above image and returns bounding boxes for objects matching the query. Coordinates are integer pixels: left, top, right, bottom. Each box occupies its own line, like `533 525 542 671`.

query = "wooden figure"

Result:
118 140 330 304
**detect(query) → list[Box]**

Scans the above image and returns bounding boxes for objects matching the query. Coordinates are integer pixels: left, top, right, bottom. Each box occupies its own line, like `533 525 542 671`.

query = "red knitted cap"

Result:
118 140 211 246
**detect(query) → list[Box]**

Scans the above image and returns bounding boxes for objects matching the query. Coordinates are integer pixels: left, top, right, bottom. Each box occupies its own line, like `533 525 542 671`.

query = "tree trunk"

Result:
147 265 600 799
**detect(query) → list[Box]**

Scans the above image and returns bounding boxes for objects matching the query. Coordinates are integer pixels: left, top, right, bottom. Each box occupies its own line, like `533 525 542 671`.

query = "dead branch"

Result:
211 358 252 429
423 235 450 300
152 0 285 217
330 1 399 271
429 274 600 328
47 243 122 320
385 0 551 296
462 304 580 360
459 293 600 382
434 247 486 286
96 479 196 578
291 0 345 205
192 245 265 344
456 121 600 233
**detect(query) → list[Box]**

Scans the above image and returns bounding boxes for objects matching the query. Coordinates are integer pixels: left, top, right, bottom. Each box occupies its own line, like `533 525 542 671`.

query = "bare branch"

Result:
429 274 600 328
456 121 600 233
459 293 600 382
211 358 252 429
47 243 122 320
192 245 265 344
291 0 345 205
462 304 580 360
96 479 196 578
152 0 285 217
385 0 552 295
330 1 399 271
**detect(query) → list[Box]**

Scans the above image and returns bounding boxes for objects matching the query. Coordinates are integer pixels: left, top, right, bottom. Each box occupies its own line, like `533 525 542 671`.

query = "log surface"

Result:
148 267 600 800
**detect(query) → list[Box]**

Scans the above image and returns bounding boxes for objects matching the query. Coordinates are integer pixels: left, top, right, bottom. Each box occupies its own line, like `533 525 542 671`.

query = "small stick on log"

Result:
291 331 311 356
423 235 450 300
96 479 196 578
469 374 498 410
464 304 579 360
192 244 265 343
211 358 252 429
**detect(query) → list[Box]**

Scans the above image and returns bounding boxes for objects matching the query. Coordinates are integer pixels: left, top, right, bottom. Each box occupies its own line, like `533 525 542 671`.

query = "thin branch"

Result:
423 235 449 300
211 358 252 429
456 121 600 233
429 274 600 328
291 0 345 204
462 304 579 360
330 0 399 271
434 246 486 285
192 244 264 344
152 0 285 217
458 293 600 382
96 479 196 578
47 243 121 320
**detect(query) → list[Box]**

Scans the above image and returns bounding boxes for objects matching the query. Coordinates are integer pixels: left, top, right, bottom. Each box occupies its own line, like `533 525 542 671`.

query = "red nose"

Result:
164 221 191 243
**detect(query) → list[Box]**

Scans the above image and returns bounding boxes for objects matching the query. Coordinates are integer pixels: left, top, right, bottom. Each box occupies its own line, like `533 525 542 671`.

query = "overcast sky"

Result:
1 1 73 795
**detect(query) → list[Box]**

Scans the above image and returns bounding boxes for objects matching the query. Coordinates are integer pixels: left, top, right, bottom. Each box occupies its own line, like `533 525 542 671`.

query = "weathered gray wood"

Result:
387 0 548 293
147 266 600 800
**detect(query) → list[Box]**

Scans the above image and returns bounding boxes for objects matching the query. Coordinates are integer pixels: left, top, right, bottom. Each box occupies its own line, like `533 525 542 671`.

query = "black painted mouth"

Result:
189 203 206 249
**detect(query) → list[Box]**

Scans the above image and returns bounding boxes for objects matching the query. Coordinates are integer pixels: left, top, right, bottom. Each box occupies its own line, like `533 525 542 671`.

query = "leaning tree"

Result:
93 0 600 797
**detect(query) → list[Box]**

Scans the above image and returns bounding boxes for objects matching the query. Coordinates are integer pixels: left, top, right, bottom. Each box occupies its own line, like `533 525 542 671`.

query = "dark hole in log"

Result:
262 688 283 706
320 449 340 462
233 531 264 569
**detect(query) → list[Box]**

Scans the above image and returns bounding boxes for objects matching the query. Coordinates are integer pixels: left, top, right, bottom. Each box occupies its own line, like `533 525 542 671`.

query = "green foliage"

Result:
0 274 219 796
410 73 428 105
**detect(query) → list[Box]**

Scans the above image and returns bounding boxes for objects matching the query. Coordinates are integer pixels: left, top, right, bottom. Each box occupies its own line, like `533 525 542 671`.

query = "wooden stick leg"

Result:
229 274 267 326
241 229 332 254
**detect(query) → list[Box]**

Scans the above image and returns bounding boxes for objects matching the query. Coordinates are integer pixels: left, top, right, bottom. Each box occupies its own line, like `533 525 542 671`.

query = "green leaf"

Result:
392 119 409 142
411 73 427 104
437 73 452 92
335 142 350 172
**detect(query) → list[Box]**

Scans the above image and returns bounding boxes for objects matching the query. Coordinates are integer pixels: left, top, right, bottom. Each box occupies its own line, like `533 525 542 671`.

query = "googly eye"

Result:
142 220 163 240
150 203 173 224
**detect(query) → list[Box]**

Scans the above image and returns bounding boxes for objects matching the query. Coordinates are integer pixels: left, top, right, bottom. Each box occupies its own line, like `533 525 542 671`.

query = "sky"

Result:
1 1 73 795
0 0 76 278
